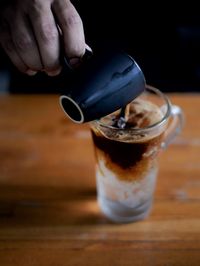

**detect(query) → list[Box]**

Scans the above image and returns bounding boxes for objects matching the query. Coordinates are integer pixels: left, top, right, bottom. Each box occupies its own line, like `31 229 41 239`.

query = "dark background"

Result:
1 1 200 93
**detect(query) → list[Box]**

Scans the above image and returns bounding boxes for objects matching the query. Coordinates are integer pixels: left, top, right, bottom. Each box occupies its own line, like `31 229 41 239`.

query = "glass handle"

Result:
161 105 184 149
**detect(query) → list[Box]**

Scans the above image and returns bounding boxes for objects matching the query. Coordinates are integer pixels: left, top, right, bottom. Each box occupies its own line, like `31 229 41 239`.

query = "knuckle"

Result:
67 43 85 58
15 34 33 51
30 0 43 11
39 24 58 44
63 12 82 28
28 0 45 20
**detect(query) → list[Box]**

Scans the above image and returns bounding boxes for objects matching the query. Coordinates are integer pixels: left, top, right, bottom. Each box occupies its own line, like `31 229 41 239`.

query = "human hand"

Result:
0 0 87 76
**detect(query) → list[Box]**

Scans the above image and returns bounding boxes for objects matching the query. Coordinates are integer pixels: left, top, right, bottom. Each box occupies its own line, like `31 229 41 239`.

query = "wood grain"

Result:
0 93 200 266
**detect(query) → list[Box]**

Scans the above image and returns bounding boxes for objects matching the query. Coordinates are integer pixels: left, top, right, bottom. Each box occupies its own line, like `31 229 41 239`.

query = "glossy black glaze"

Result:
60 48 146 123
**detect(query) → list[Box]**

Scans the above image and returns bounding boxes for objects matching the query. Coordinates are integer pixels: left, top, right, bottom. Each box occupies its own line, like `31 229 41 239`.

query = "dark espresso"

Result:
91 99 165 181
91 130 162 169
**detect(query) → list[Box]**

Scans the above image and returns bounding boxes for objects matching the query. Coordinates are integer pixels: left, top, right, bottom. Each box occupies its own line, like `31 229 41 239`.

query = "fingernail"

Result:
81 46 93 62
69 57 81 68
26 70 37 76
85 44 93 53
47 68 62 76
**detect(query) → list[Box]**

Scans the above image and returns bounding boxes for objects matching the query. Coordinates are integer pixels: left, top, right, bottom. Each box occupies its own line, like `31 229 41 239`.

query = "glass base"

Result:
98 196 153 223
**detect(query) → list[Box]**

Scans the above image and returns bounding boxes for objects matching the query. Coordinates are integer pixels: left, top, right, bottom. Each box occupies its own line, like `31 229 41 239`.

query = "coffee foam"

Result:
127 99 163 128
95 99 165 143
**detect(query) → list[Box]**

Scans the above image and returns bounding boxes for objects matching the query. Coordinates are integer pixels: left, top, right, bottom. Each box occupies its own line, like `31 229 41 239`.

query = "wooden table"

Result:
0 93 200 266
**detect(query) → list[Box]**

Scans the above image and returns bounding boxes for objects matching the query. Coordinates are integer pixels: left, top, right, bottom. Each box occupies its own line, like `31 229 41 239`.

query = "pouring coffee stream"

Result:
113 104 131 129
117 107 127 129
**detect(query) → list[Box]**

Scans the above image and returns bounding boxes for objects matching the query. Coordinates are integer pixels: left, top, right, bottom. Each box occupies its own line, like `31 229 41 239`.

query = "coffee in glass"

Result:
90 85 183 223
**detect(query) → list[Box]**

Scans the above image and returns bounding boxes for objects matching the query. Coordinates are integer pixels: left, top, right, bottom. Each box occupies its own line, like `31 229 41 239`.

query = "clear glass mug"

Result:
90 85 184 223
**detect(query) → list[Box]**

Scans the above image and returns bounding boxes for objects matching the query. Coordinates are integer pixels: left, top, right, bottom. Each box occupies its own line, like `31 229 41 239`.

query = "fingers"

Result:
28 1 61 75
52 0 85 66
0 19 35 75
11 12 43 72
0 0 88 76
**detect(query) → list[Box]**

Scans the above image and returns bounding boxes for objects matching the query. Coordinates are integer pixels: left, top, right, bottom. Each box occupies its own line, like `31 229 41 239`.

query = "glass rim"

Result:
93 85 172 133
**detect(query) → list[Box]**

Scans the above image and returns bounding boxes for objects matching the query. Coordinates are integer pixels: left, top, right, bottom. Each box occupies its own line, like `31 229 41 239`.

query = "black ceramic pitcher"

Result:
59 47 146 123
